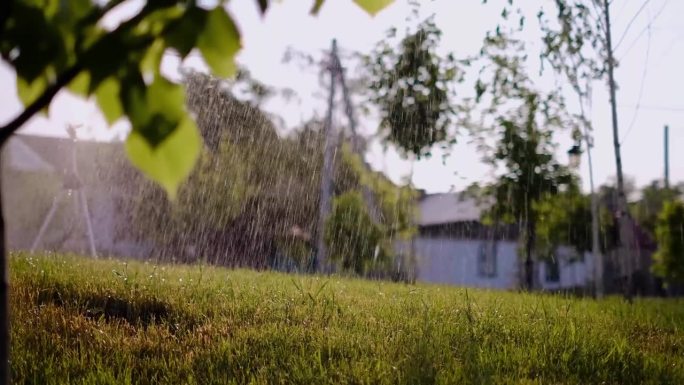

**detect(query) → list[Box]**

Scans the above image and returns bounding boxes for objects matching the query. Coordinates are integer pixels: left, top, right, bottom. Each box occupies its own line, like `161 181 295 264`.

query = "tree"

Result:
485 105 574 290
0 0 396 381
116 72 416 275
474 33 574 290
632 181 682 238
364 16 461 158
325 191 387 275
535 190 615 261
652 201 684 287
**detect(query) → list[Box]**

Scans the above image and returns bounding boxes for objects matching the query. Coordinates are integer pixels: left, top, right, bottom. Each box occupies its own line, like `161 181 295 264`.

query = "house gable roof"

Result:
4 137 56 173
4 134 125 183
418 193 485 226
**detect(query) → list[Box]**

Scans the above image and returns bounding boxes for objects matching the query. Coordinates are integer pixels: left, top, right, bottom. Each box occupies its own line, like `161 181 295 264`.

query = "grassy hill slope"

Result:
10 254 684 384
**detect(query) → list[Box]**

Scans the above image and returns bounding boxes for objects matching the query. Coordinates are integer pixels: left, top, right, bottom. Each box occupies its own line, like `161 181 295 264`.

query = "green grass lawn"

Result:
10 253 684 384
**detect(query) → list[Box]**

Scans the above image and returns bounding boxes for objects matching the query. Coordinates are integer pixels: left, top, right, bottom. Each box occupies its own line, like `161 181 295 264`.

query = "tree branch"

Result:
0 64 83 146
0 0 129 146
0 1 166 146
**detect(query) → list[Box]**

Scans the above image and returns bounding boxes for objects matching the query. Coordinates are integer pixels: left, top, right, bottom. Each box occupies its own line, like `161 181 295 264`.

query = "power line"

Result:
614 0 651 50
615 0 634 20
616 0 670 59
618 104 684 112
620 10 652 145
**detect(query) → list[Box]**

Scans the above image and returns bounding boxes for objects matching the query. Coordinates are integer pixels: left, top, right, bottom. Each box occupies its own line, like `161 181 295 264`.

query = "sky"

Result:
1 0 683 194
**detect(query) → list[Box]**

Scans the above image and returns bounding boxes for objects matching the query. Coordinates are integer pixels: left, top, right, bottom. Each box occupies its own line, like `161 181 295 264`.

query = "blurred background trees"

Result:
112 72 415 278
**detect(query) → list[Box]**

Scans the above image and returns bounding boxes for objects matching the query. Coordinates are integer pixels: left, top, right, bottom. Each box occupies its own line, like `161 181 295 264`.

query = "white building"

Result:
413 193 594 291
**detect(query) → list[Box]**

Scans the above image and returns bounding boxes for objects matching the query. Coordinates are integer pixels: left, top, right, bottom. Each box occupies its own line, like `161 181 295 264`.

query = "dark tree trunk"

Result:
524 220 536 290
0 151 10 384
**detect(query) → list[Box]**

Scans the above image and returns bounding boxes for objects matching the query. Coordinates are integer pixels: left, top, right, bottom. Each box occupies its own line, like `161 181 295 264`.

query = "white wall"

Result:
538 248 594 291
413 237 519 289
414 237 594 290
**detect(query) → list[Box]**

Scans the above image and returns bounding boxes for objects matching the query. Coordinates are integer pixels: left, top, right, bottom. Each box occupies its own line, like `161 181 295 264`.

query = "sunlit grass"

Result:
10 253 684 384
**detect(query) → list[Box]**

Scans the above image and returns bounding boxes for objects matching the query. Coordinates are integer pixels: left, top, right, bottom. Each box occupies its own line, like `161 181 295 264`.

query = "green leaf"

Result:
17 76 48 106
120 71 186 147
310 0 325 14
95 77 124 125
84 33 130 93
6 3 66 82
164 7 207 58
67 71 90 97
119 69 149 129
125 116 201 200
140 39 166 77
353 0 394 16
197 7 241 78
147 76 184 120
142 76 186 146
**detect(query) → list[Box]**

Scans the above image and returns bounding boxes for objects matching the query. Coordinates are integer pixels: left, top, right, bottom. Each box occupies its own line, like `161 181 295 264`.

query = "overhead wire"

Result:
616 0 670 59
619 105 684 113
614 0 652 50
619 5 652 145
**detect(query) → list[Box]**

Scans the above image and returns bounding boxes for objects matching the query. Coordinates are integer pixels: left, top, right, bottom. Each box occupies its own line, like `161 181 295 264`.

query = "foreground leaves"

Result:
197 7 241 78
125 116 201 200
2 0 398 197
1 1 241 198
354 0 395 16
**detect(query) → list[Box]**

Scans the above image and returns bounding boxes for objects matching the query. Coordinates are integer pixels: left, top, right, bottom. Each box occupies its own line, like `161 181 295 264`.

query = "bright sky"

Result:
1 0 683 194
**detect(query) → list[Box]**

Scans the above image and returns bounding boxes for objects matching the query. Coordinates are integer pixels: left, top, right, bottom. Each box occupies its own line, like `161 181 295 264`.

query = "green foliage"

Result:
354 0 395 16
329 145 416 277
536 1 607 92
325 191 387 275
365 18 460 158
631 181 682 238
196 7 241 78
1 0 243 196
475 33 574 222
1 0 397 197
125 116 200 200
652 201 684 285
10 253 684 384
473 33 575 288
120 74 315 265
489 1 608 143
535 191 615 260
117 73 415 273
336 145 416 241
483 95 574 226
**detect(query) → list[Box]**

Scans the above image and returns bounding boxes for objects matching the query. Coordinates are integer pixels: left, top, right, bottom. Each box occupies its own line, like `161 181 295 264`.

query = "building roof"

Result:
4 136 56 173
3 134 125 185
417 193 485 226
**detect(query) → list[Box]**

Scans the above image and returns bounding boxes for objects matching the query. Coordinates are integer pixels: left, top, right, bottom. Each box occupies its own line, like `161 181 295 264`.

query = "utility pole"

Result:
664 125 670 189
316 39 381 273
315 39 338 273
331 44 380 222
603 0 634 300
587 140 603 298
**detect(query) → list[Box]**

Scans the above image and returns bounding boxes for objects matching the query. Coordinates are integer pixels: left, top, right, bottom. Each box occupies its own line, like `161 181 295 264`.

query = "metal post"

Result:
30 194 62 253
332 48 380 222
79 190 98 258
315 39 338 273
585 137 603 298
603 0 634 300
664 125 670 189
